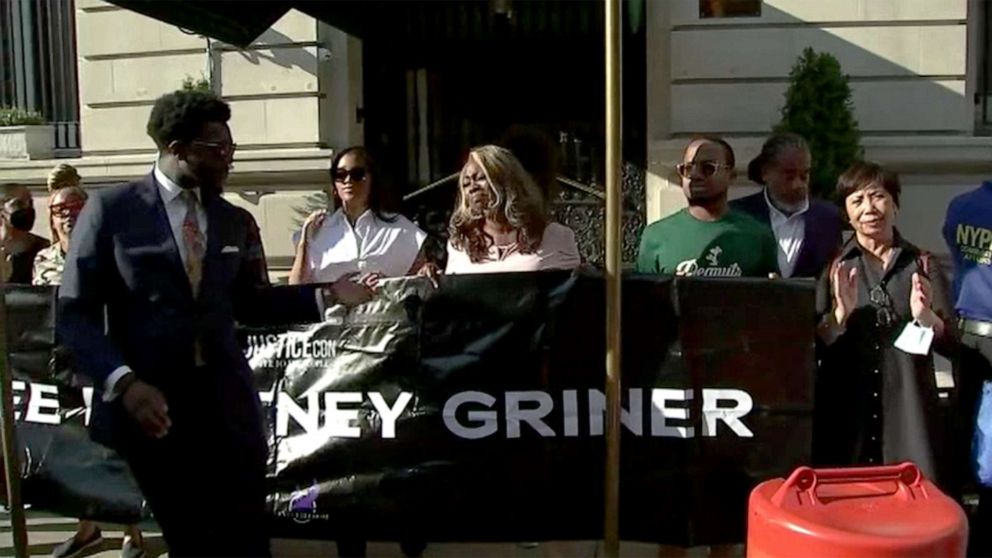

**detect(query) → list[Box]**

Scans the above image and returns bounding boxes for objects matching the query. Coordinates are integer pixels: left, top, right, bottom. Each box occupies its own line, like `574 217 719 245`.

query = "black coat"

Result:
731 191 842 278
813 233 960 488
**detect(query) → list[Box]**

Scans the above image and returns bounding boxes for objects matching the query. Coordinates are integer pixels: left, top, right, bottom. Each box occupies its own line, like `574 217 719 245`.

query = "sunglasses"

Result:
333 167 368 183
190 140 237 155
676 161 732 178
868 285 897 328
50 201 85 219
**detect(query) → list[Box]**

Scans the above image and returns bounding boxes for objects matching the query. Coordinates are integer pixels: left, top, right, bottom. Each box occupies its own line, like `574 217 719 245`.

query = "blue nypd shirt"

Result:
943 182 992 321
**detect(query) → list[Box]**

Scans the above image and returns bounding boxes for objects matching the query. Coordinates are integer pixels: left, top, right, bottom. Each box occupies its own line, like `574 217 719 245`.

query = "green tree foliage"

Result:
181 75 211 92
776 47 862 200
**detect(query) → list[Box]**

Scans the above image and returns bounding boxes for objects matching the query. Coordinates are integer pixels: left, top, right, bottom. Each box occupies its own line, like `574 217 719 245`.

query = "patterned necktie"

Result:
181 189 205 297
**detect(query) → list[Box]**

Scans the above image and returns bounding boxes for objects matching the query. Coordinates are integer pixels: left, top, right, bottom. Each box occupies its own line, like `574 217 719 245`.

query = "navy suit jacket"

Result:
730 190 843 278
57 173 319 448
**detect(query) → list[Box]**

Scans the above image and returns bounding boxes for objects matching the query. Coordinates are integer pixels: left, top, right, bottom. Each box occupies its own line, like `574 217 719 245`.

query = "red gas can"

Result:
747 463 967 557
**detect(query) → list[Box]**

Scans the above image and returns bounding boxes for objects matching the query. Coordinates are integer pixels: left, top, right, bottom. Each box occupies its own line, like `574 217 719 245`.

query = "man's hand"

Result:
121 379 171 439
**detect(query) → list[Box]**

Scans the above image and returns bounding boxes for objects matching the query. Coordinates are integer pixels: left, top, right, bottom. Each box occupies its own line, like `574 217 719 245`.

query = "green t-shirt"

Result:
636 208 779 277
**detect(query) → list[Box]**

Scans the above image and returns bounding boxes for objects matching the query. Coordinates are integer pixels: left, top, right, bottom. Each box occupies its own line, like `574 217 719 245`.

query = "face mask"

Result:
8 208 36 231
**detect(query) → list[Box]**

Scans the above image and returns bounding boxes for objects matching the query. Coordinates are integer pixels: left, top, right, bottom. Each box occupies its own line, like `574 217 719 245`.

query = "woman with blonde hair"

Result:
47 163 82 193
445 145 579 273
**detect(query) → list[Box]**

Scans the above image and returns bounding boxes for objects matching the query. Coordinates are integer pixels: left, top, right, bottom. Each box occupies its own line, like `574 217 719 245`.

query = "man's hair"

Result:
449 145 546 263
146 90 231 149
682 134 735 168
747 132 809 184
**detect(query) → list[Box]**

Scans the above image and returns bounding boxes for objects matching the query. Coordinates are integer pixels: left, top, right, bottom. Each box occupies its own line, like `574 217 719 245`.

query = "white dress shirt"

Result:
304 209 427 282
154 165 208 266
764 189 809 278
105 166 210 399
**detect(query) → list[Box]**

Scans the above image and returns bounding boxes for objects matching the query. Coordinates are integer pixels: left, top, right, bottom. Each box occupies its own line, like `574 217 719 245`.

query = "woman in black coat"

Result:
814 161 959 490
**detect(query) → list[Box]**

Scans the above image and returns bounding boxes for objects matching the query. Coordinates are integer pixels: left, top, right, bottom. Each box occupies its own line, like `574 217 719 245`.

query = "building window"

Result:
980 0 992 132
699 0 761 19
0 0 80 155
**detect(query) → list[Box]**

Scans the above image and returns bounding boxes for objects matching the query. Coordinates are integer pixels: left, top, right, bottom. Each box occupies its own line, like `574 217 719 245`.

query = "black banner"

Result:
3 273 815 546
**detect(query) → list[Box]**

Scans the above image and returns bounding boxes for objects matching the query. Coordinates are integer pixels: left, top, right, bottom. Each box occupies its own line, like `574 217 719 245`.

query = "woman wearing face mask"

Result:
445 145 580 274
0 183 50 284
732 133 842 278
814 161 959 490
289 146 428 291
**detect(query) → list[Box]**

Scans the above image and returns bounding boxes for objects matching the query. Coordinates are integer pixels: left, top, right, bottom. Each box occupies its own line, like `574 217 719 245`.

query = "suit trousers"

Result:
119 366 270 557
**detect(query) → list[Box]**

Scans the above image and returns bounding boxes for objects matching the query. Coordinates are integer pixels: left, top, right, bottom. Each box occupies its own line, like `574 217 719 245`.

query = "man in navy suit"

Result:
57 90 371 557
730 133 842 278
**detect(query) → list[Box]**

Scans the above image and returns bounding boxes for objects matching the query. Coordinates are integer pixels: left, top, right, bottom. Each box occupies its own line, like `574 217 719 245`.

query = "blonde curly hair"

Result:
448 145 546 263
47 163 81 193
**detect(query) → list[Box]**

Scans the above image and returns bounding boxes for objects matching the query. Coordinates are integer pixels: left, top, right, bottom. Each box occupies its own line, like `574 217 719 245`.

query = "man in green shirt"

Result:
637 135 779 277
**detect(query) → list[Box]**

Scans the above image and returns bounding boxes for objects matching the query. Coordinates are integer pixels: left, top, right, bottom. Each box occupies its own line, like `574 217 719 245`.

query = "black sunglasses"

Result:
868 285 897 328
333 167 368 183
675 161 732 178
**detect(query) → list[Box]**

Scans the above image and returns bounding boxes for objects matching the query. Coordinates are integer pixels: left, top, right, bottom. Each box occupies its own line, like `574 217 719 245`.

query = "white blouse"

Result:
445 222 581 274
303 209 427 283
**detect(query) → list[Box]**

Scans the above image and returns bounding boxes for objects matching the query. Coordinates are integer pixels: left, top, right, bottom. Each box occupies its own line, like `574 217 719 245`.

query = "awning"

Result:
106 0 295 47
106 0 613 48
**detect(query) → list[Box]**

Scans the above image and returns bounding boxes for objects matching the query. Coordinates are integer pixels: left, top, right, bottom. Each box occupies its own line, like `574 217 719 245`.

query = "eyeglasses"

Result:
50 200 85 219
333 167 368 183
675 161 732 178
868 284 897 328
190 140 237 155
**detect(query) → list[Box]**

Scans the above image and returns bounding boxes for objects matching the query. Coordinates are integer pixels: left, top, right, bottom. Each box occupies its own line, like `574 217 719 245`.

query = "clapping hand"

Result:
831 260 858 327
910 272 936 327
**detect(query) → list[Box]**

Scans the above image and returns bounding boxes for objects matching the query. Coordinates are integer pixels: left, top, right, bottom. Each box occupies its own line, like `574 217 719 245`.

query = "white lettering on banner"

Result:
588 389 643 436
244 333 337 365
324 392 363 437
25 383 61 425
652 389 694 438
9 383 754 440
12 381 25 421
277 392 319 436
443 391 498 439
702 389 754 437
505 391 556 438
445 388 754 439
368 392 413 438
563 389 579 436
82 387 94 426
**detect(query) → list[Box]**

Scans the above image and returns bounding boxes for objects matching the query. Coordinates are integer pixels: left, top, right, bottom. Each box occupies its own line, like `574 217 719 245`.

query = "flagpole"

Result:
0 281 28 558
603 0 623 555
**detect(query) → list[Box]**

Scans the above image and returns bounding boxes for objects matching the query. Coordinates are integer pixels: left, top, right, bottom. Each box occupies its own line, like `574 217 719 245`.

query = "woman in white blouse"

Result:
289 146 427 286
445 145 580 274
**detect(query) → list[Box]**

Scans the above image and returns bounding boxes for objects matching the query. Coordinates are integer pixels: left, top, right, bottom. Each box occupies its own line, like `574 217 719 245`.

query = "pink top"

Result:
445 222 581 274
